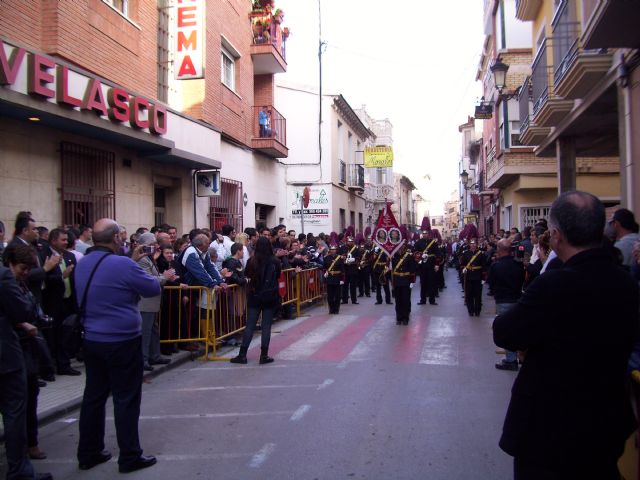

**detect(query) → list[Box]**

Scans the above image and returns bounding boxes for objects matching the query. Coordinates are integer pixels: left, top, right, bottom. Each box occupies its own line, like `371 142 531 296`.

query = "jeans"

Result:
496 303 517 362
78 336 144 467
141 312 161 364
241 305 276 349
0 367 35 480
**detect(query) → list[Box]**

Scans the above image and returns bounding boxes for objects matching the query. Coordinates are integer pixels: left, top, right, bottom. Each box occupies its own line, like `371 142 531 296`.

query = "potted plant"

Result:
282 26 290 40
259 0 274 8
273 8 284 23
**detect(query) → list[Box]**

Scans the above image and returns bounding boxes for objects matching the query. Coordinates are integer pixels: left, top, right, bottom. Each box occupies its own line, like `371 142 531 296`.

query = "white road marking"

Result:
277 315 357 360
176 363 335 371
317 379 334 390
419 316 459 366
59 418 77 424
289 404 311 422
248 443 276 468
158 383 323 393
344 315 394 363
35 452 250 465
101 411 295 421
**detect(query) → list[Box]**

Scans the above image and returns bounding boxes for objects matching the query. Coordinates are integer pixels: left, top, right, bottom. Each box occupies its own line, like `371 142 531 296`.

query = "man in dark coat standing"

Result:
493 191 639 479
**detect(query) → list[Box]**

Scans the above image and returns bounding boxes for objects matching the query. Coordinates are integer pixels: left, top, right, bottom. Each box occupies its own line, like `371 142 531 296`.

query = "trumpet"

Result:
378 266 390 285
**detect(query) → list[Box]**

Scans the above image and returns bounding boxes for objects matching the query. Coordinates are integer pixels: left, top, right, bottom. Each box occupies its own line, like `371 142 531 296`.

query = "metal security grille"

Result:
157 5 170 103
61 142 116 227
521 206 550 229
209 178 243 233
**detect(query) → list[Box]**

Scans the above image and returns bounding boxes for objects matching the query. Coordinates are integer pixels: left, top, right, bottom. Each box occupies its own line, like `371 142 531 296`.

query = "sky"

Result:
275 0 485 215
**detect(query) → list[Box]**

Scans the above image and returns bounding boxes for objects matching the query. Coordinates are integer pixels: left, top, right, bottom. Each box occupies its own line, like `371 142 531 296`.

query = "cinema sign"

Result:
0 39 167 135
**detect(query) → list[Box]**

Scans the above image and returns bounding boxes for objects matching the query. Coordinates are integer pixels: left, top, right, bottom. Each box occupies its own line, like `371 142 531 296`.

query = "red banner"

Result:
372 202 405 258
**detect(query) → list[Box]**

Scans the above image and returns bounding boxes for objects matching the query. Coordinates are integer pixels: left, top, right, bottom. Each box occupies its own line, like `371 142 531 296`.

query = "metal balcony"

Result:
582 0 640 50
251 105 288 158
518 76 551 146
249 12 287 74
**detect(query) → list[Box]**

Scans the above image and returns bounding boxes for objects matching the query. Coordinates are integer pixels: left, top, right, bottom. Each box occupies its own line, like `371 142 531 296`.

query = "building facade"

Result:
0 0 292 234
275 83 371 235
443 190 461 240
457 116 483 231
391 173 416 229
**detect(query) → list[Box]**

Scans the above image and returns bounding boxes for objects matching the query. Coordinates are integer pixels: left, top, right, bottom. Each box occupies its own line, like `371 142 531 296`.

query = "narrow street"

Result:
31 270 514 480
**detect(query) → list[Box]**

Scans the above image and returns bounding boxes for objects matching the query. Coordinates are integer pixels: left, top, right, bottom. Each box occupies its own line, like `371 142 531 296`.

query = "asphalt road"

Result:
24 270 515 480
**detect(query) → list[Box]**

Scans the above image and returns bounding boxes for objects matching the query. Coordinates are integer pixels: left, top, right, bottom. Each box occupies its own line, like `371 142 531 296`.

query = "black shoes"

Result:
417 301 426 305
385 301 393 305
41 373 55 382
259 347 274 364
495 360 519 371
143 364 154 372
58 367 81 376
429 302 438 306
374 301 382 305
341 300 348 304
230 346 248 364
79 450 112 470
119 455 157 473
150 357 171 365
352 302 359 305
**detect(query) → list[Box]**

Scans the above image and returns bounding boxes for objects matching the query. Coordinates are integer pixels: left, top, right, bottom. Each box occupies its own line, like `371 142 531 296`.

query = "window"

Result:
209 178 243 233
520 206 550 230
157 6 170 103
348 132 353 163
104 0 128 16
350 211 356 229
221 47 236 90
358 212 363 233
61 142 115 227
339 209 346 232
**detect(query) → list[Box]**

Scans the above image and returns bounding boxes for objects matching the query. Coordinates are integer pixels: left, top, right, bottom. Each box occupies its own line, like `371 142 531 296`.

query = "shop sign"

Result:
0 39 167 135
288 185 331 229
195 170 221 197
372 202 404 258
474 102 493 120
175 0 205 80
364 146 393 168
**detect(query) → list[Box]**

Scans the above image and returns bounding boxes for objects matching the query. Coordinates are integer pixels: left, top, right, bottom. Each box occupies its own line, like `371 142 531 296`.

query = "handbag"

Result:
62 252 111 353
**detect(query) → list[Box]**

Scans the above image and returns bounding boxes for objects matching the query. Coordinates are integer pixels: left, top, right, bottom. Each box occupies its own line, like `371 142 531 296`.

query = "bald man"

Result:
74 219 160 473
487 239 525 371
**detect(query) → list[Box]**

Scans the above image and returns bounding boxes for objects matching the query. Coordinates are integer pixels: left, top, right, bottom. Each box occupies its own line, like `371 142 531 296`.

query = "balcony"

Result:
551 7 612 100
486 150 556 189
249 12 288 74
582 0 640 50
515 0 542 21
347 164 365 192
518 77 551 146
531 39 574 128
251 105 288 158
365 183 393 203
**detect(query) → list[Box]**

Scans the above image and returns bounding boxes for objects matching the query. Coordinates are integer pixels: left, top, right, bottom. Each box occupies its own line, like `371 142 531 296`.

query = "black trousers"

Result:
358 269 371 296
465 278 483 314
342 275 358 303
327 283 342 313
372 275 391 303
514 456 621 480
78 336 144 467
393 285 411 322
419 270 436 303
0 366 35 480
26 374 39 448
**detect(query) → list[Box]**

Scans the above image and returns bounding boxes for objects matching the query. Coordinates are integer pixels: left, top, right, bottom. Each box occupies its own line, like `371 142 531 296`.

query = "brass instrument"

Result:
379 264 391 285
358 249 369 270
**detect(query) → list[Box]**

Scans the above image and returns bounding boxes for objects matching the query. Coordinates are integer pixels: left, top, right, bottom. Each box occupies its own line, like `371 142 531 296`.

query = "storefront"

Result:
0 37 221 234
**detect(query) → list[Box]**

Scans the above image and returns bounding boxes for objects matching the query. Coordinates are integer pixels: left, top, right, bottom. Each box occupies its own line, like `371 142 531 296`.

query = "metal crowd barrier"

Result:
158 286 214 359
158 267 326 361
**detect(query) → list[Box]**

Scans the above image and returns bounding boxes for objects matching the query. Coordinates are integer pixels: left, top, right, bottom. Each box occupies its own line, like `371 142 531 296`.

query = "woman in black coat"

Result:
230 236 281 364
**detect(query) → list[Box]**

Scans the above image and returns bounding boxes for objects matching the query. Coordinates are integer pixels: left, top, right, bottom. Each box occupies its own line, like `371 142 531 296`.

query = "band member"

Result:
371 247 392 305
339 237 361 304
357 240 372 298
323 245 345 314
391 243 417 325
461 239 486 316
414 231 438 305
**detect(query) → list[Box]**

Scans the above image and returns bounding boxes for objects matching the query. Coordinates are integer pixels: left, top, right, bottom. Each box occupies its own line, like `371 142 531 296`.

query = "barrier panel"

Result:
296 268 325 316
158 286 213 359
280 268 298 306
207 284 247 359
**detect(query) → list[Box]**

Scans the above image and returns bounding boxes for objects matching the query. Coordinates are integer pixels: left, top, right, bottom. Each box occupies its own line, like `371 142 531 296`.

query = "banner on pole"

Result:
372 201 405 258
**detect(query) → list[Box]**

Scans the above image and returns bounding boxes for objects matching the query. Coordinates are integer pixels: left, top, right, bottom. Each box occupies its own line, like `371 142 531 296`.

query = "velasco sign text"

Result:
0 39 167 135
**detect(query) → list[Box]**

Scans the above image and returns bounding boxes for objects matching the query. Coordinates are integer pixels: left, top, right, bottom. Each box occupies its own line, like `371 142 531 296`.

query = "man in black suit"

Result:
40 228 80 376
0 260 53 480
493 191 639 479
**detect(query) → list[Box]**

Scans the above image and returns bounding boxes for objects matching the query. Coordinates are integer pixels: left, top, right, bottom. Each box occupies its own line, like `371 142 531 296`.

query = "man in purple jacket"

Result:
74 219 160 474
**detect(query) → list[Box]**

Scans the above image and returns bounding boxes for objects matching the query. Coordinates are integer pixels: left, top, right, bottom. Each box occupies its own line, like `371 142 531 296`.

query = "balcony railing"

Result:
347 164 365 191
518 76 532 137
251 105 288 158
552 2 581 86
339 160 346 184
250 12 287 61
531 39 553 117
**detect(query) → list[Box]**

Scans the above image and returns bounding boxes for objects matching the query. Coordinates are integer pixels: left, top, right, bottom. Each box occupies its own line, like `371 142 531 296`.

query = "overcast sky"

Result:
276 0 485 215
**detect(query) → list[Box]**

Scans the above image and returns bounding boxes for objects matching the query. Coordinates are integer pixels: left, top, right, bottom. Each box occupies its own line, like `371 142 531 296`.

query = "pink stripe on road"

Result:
310 316 378 362
392 315 430 364
249 314 331 357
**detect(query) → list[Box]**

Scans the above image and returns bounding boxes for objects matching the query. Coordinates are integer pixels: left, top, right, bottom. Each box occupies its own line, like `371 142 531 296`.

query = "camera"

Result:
142 245 156 255
511 241 526 259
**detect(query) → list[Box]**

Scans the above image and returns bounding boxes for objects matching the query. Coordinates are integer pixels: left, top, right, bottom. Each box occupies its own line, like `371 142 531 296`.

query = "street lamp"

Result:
490 57 518 100
460 169 469 189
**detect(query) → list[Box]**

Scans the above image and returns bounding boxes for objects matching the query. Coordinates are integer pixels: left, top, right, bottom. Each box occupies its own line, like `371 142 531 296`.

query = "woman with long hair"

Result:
230 236 281 364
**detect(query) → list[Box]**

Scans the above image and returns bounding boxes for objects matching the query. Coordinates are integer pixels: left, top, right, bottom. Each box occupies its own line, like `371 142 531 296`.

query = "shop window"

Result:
209 178 243 233
61 142 116 227
154 186 166 227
